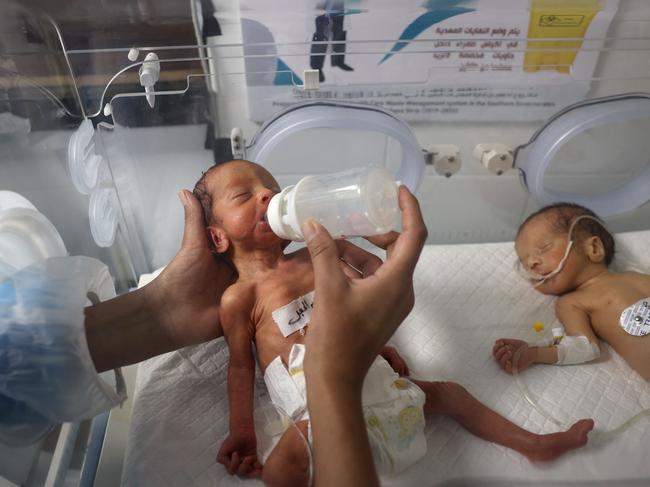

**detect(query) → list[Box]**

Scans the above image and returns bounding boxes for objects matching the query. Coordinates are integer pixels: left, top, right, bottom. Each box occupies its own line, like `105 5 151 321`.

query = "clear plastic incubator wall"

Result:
1 0 650 485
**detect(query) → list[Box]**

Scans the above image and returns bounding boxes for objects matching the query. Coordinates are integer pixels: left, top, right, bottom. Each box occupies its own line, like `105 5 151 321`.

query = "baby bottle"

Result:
265 166 400 241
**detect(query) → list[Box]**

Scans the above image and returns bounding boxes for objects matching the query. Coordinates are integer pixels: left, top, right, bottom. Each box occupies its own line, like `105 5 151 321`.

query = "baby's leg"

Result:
412 380 594 462
262 420 310 487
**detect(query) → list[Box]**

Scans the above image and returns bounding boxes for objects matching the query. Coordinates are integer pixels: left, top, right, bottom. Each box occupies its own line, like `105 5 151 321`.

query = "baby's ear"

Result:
584 236 605 263
208 226 230 254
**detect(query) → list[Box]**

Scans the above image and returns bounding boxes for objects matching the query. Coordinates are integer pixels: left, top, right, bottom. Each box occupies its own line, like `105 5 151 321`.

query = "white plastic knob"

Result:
139 53 160 109
427 144 461 178
139 53 160 87
473 143 513 176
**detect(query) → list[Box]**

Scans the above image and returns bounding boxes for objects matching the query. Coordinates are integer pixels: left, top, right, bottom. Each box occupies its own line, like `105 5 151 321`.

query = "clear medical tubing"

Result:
512 347 650 440
276 404 314 487
266 166 400 241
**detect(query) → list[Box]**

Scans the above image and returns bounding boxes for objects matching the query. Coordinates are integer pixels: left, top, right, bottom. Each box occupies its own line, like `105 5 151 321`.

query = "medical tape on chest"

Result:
619 297 650 336
271 291 315 337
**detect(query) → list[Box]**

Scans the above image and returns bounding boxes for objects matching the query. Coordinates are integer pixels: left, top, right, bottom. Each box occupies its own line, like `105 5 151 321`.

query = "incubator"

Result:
1 0 650 485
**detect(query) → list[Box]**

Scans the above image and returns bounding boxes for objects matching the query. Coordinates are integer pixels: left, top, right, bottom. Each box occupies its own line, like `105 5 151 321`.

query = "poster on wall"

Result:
239 0 620 122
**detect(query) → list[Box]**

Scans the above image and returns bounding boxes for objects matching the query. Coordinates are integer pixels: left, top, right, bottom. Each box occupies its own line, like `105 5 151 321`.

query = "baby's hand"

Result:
217 430 262 478
381 346 410 376
493 338 536 375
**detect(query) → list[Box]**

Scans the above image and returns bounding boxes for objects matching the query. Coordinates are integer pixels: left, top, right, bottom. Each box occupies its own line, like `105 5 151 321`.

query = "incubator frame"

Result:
3 1 650 484
515 93 650 217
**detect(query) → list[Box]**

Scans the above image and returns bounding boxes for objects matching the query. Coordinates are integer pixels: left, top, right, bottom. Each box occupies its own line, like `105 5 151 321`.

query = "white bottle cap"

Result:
266 186 304 241
552 327 564 337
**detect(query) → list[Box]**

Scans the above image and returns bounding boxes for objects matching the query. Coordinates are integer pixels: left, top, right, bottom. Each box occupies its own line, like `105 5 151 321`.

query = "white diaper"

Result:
263 344 427 476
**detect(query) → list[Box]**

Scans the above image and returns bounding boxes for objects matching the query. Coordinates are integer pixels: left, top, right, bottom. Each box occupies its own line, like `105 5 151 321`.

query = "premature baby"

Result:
494 202 650 380
195 161 594 487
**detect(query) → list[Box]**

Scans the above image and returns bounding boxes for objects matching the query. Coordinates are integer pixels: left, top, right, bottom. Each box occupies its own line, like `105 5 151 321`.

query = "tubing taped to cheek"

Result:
555 335 600 365
0 256 125 446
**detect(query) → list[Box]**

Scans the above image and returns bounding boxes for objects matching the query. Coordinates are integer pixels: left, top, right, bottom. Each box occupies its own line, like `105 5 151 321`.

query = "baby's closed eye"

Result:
233 191 251 201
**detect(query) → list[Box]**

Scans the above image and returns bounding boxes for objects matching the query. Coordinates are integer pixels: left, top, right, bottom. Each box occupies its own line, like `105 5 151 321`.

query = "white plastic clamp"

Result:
473 143 514 175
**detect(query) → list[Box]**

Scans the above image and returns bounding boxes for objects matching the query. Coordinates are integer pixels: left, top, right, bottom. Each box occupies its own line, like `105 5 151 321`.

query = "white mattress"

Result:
122 231 650 486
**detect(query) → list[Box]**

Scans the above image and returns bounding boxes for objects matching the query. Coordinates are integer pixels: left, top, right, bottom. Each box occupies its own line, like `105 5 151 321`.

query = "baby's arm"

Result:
216 289 262 477
528 298 601 366
549 298 600 363
493 297 600 373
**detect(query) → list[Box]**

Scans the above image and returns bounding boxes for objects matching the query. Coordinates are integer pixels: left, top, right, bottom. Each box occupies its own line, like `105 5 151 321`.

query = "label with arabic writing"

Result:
271 291 315 337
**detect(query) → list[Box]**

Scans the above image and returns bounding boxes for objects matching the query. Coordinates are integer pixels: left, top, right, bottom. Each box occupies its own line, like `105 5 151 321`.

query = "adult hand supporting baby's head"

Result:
145 190 235 348
302 186 427 390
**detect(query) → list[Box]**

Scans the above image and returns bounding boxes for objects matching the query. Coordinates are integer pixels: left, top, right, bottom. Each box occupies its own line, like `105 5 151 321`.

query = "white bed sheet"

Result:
122 230 650 486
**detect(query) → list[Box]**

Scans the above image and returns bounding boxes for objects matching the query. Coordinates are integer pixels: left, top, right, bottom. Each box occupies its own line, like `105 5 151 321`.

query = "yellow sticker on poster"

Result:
525 0 602 73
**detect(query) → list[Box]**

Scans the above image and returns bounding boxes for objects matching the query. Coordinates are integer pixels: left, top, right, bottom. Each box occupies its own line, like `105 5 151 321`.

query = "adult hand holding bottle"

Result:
302 186 427 487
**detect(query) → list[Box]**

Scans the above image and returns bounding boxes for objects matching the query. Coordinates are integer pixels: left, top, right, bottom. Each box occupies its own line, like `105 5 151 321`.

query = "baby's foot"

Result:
524 419 594 462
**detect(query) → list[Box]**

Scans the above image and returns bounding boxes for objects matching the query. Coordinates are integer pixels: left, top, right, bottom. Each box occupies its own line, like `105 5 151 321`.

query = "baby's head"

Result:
193 159 282 255
515 202 614 295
